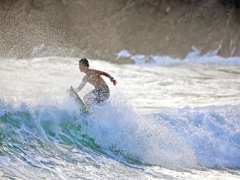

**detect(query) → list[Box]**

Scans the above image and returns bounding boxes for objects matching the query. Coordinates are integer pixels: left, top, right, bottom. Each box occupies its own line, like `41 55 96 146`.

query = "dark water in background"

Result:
0 0 240 61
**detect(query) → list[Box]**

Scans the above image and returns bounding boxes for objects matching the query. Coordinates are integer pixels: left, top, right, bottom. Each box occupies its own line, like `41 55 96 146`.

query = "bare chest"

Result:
85 74 105 87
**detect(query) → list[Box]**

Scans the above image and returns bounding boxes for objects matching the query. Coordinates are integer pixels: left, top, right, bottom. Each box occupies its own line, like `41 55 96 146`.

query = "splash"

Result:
0 96 198 169
153 105 240 168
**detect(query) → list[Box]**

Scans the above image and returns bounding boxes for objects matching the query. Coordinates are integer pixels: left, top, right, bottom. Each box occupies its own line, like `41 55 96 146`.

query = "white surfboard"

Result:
69 86 90 114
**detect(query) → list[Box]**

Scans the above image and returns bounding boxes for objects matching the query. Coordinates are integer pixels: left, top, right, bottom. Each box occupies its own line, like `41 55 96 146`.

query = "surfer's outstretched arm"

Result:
76 76 87 92
93 70 117 85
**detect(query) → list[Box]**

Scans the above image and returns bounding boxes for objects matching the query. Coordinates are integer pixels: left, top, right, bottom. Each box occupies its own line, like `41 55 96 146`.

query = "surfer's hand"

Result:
111 79 117 85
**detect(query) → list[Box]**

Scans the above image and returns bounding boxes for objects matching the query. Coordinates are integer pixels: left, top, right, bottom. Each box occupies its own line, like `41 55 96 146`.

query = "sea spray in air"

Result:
153 105 240 168
87 96 198 169
0 95 198 170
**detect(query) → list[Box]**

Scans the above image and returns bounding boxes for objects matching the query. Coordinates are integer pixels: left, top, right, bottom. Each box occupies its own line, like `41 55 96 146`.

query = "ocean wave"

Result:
1 96 240 169
116 49 240 66
0 98 197 169
152 105 240 168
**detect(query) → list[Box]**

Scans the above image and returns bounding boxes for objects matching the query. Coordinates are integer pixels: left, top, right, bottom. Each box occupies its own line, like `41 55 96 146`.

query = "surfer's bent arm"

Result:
94 70 117 85
76 76 87 92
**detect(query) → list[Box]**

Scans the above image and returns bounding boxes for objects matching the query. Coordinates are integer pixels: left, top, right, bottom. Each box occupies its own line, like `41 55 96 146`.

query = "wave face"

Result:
0 99 198 169
0 98 240 176
0 0 240 61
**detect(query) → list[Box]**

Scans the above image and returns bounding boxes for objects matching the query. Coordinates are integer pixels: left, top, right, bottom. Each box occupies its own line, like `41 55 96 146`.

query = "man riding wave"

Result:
74 58 117 107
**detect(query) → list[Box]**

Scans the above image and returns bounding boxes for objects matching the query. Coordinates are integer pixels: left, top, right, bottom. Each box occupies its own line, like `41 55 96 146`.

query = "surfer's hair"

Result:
79 58 89 67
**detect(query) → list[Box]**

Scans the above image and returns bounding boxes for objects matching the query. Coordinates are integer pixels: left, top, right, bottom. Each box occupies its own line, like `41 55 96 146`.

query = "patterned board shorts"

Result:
83 85 110 106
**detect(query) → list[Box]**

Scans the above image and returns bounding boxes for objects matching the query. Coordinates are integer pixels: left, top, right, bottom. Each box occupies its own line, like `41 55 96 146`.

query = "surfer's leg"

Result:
83 89 98 107
83 85 110 106
96 85 110 103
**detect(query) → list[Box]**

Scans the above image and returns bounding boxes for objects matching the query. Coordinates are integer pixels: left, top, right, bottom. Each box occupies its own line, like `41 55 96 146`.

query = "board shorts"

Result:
83 85 110 106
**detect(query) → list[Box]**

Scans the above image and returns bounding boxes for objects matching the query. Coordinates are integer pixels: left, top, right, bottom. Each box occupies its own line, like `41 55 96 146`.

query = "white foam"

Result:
116 49 240 66
116 49 132 58
84 97 198 169
152 105 240 168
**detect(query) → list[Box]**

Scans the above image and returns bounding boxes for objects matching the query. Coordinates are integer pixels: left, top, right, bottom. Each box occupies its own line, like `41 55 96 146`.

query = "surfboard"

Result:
69 86 90 114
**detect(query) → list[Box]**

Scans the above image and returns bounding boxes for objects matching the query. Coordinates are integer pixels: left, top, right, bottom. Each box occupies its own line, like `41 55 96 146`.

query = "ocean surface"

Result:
0 52 240 179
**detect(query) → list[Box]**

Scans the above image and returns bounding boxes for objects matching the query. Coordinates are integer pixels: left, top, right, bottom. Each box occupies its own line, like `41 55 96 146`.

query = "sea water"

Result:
0 52 240 179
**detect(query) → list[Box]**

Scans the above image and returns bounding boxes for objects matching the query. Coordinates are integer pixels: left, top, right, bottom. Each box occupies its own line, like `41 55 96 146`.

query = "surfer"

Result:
74 58 117 107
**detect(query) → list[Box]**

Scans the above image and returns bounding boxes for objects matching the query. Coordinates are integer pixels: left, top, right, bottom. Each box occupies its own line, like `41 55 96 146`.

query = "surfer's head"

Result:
79 58 89 67
79 58 89 72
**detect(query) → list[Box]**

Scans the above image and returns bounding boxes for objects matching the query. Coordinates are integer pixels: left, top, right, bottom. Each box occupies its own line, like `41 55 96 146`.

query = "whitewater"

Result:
0 52 240 179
